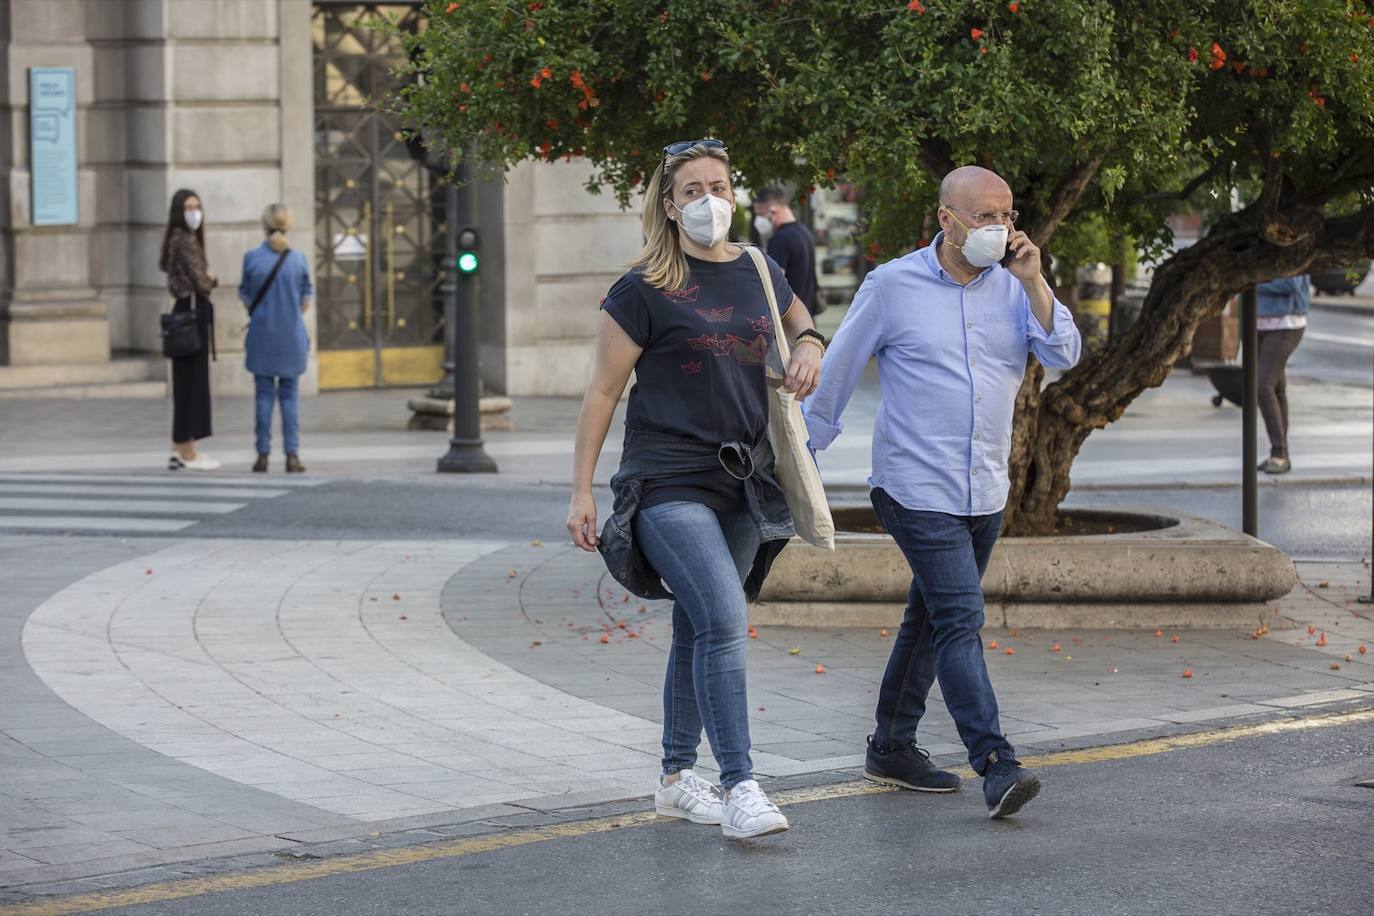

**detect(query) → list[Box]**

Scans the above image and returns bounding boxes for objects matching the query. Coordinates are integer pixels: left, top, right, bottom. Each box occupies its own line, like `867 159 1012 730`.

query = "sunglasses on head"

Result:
662 138 726 157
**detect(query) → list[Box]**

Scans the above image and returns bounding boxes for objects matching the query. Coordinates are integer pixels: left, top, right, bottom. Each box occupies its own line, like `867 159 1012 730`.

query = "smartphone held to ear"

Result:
999 233 1018 268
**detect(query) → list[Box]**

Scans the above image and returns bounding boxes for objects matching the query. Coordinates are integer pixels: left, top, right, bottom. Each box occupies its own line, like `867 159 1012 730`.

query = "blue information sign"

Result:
29 67 78 226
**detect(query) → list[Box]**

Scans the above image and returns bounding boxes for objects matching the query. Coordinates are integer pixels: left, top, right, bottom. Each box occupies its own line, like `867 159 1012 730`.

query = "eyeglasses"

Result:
662 138 726 157
943 205 1019 226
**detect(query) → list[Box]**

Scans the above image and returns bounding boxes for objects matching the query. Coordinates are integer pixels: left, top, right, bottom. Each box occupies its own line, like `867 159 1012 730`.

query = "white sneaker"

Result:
182 453 221 471
655 770 722 824
721 779 789 839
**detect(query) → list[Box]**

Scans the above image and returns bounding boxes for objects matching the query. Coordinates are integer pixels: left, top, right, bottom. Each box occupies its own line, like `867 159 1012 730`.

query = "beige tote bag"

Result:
743 245 836 551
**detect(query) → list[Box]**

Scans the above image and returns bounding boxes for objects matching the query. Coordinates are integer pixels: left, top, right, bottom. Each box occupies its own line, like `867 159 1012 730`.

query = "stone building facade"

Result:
0 0 636 397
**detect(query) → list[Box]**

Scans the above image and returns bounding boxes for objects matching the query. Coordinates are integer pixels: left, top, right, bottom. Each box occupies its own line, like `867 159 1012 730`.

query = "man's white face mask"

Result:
943 207 1008 268
673 194 734 248
753 214 774 240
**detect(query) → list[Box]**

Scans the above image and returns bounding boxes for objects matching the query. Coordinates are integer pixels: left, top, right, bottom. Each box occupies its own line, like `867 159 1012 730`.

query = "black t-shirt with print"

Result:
601 249 795 512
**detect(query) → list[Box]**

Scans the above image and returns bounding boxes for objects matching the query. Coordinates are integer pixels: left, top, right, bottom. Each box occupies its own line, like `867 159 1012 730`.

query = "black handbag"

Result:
160 293 203 359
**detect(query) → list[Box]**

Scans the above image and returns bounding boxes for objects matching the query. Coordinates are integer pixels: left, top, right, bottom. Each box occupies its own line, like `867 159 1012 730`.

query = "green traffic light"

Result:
457 251 479 274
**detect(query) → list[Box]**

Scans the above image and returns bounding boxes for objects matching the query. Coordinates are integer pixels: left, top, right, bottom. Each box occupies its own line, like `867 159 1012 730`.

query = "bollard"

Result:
1074 263 1112 357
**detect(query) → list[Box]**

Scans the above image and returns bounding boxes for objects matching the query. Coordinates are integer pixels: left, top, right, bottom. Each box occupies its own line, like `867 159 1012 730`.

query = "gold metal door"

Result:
313 2 447 388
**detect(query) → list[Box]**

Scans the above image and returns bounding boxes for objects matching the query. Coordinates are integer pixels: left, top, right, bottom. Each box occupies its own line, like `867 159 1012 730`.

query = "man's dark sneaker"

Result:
863 736 961 792
982 756 1040 818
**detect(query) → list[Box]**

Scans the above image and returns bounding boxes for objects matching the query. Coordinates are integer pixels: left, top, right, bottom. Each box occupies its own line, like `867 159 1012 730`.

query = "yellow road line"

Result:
5 706 1371 916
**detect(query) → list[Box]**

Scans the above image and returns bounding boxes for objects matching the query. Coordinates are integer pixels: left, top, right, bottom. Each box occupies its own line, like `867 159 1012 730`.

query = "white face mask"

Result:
673 194 734 248
958 224 1007 268
753 214 774 239
184 208 203 231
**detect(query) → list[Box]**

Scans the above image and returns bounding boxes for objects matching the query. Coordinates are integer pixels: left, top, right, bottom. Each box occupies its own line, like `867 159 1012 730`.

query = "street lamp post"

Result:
1362 333 1374 604
437 157 497 474
1240 285 1258 537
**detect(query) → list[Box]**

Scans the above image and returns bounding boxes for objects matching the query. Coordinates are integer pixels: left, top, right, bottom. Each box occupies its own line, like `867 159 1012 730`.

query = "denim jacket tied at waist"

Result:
597 429 795 601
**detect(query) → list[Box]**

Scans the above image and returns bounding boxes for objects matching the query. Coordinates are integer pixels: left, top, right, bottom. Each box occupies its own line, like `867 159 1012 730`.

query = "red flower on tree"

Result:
1187 46 1198 62
971 28 985 40
907 0 926 13
1209 42 1226 70
445 1 459 13
1009 2 1021 13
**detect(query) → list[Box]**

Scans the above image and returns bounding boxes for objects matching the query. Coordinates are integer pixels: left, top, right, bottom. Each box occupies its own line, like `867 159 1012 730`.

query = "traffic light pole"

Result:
1241 285 1257 537
437 157 497 474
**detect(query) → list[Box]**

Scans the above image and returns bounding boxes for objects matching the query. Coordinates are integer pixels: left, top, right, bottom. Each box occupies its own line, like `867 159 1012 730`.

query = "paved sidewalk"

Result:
0 369 1368 488
3 532 1370 895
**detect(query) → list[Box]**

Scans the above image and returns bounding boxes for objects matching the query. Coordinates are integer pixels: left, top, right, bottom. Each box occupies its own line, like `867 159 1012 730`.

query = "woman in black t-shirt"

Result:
567 140 823 839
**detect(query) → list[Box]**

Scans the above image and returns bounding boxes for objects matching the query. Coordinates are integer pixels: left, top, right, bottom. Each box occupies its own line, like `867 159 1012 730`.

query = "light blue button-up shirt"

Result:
804 234 1082 516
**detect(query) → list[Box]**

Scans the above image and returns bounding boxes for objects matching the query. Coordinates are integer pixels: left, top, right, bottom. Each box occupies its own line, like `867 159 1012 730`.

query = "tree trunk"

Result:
1001 201 1371 535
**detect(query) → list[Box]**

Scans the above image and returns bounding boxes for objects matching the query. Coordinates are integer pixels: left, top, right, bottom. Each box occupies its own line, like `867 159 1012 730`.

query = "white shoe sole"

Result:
863 769 960 793
720 816 789 839
654 803 721 825
988 774 1041 819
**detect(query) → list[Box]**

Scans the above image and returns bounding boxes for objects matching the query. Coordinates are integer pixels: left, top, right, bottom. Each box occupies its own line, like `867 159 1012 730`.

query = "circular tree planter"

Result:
753 504 1296 630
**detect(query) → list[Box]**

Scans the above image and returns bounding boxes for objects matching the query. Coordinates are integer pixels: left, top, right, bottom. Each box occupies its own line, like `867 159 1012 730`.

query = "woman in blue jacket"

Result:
239 204 313 473
1255 275 1309 474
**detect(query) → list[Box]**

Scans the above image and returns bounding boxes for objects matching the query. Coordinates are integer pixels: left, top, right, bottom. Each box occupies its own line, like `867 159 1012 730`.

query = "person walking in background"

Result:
752 187 822 316
240 204 313 473
804 166 1081 819
1255 275 1310 474
566 139 822 840
160 189 220 471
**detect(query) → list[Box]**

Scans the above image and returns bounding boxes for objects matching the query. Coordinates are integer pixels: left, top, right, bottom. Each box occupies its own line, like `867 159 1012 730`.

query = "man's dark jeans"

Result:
870 487 1016 775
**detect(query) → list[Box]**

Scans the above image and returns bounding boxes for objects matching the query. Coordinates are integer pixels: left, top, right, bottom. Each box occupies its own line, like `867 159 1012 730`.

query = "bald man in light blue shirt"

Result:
804 166 1081 819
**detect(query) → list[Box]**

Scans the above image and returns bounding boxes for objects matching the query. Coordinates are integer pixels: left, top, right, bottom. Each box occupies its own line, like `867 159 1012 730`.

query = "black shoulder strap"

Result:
248 249 291 317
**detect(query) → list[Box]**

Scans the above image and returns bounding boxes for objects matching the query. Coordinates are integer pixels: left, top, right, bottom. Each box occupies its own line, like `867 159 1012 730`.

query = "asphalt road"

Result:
1294 306 1372 388
91 710 1374 916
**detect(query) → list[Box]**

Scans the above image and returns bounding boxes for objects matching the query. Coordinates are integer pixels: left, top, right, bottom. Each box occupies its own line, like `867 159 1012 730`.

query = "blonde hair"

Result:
261 203 292 253
630 142 733 291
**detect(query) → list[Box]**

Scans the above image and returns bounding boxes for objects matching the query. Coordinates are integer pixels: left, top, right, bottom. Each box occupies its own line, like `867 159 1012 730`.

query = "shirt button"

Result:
970 358 977 367
966 322 973 329
976 396 983 404
974 433 981 440
971 469 978 476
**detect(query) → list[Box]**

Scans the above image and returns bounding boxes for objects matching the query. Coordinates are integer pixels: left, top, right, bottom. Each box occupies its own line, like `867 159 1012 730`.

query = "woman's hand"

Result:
207 272 219 288
784 339 822 400
567 491 599 551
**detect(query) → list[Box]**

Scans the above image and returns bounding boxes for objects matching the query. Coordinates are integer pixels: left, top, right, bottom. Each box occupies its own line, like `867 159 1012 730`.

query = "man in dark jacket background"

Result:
752 187 822 316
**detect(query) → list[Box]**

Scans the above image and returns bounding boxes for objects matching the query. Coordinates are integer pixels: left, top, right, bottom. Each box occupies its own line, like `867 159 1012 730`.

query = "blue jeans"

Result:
253 375 300 455
633 500 760 789
870 487 1016 775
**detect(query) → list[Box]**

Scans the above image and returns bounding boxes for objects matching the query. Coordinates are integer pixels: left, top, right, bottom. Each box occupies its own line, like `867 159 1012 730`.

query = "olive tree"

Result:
398 0 1374 533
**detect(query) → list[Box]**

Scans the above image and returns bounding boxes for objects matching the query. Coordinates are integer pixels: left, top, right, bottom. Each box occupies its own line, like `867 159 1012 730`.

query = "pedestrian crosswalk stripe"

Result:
0 516 196 532
0 472 323 488
0 483 290 499
0 497 247 515
0 473 303 534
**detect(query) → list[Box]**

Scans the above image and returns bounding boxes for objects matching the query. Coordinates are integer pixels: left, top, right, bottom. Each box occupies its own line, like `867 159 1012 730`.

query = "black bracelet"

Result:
797 328 827 347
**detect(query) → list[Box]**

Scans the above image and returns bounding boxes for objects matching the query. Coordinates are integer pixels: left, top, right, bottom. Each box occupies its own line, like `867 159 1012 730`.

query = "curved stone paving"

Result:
20 536 1374 831
21 539 669 821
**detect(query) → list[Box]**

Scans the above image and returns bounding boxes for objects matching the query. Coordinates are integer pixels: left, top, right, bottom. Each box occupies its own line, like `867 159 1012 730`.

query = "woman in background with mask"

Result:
159 188 220 471
566 140 824 839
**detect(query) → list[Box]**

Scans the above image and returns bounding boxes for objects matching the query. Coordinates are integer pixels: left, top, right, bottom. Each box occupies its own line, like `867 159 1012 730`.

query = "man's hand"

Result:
1004 230 1042 284
784 340 822 400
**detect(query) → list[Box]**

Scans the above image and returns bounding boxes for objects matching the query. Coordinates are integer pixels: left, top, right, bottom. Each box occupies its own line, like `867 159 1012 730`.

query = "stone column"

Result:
0 0 109 366
500 160 642 396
